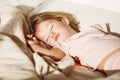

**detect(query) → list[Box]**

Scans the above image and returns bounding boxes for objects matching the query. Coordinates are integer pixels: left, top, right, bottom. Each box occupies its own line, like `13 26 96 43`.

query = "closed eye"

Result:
46 25 54 42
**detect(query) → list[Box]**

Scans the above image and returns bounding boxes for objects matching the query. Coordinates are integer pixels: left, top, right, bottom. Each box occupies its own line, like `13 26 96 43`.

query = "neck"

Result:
70 27 78 35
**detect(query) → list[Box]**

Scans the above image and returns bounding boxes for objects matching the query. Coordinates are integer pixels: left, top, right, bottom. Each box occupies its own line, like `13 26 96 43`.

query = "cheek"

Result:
46 40 56 47
35 32 42 40
59 31 72 42
61 30 70 37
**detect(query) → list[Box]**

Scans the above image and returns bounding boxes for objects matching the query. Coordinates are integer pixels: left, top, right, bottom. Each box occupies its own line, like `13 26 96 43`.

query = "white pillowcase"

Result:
0 4 29 43
28 0 120 33
0 5 39 80
0 0 46 15
0 0 45 7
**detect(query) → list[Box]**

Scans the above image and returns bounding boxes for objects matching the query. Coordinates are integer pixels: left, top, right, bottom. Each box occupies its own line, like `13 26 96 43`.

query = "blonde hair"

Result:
29 11 80 33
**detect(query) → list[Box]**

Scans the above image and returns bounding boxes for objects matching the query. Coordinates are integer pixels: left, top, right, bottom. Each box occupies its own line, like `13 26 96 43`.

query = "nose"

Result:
50 32 56 39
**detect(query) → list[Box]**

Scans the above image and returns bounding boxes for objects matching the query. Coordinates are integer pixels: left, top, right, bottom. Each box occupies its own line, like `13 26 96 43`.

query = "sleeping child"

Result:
26 11 120 76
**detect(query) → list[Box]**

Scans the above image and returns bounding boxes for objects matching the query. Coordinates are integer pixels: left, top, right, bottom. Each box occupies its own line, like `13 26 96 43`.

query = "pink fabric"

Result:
55 23 120 70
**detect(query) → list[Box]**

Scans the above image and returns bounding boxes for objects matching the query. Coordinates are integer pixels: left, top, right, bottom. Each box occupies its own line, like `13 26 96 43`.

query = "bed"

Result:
0 0 120 80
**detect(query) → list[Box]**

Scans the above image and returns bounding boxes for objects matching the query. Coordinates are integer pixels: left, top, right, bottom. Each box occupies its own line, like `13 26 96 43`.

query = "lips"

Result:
55 33 60 41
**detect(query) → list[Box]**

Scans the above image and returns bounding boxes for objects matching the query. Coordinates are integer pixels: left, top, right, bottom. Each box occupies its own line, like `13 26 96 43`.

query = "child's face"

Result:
34 18 76 46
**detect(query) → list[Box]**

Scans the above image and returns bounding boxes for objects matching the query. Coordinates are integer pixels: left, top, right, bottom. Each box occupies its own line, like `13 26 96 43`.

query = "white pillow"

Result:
0 0 45 7
0 4 29 43
0 5 39 80
28 0 120 33
0 0 46 15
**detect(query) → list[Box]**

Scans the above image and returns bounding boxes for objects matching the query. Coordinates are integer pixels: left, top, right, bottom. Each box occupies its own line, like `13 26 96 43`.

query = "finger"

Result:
26 34 31 38
28 34 33 38
27 34 34 39
27 40 33 44
33 37 38 41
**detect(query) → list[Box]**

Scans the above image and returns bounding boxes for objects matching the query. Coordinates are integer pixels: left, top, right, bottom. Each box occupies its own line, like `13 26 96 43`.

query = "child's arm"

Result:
30 43 65 60
26 34 65 61
91 23 111 33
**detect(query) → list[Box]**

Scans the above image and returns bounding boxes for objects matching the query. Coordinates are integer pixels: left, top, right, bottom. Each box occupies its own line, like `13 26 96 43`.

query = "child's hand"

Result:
26 34 41 52
26 34 39 45
72 56 80 63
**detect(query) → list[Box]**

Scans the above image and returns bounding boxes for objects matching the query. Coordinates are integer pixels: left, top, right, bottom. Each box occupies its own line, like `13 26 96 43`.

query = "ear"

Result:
61 17 70 25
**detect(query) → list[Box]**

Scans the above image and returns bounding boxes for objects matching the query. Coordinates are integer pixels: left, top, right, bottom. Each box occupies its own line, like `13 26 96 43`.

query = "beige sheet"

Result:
33 53 105 80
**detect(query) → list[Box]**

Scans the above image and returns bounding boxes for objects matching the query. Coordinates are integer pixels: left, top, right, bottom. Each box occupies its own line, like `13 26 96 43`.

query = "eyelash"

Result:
51 25 54 30
46 25 54 42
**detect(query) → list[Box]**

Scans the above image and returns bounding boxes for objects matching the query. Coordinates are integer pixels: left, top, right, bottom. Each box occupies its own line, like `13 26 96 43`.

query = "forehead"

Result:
34 20 53 40
35 19 54 30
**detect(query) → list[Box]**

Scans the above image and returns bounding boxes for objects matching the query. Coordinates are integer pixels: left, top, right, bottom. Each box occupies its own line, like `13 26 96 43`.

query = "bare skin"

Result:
26 34 65 61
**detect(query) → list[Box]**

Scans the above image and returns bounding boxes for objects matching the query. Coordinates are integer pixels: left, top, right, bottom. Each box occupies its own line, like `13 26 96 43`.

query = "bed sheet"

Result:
33 53 105 80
